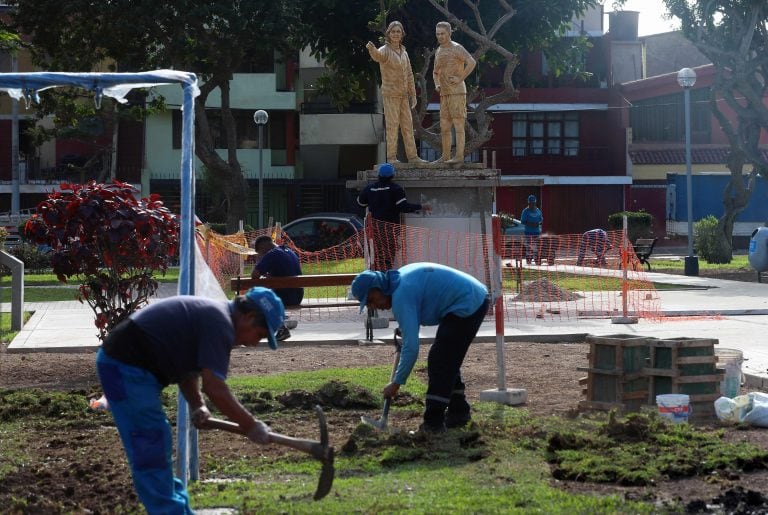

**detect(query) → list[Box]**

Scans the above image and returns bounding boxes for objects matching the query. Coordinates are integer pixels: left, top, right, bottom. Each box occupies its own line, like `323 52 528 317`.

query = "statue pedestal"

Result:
347 164 500 281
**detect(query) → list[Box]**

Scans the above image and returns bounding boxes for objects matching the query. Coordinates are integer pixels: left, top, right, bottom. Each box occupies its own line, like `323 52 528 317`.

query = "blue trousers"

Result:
96 349 194 514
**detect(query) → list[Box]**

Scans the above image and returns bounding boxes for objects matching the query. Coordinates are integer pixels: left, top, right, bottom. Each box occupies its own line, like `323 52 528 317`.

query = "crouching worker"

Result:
96 287 285 514
352 263 489 433
576 228 613 267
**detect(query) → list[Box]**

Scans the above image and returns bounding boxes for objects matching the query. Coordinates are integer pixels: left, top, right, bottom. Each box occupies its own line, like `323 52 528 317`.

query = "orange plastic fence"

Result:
200 219 663 323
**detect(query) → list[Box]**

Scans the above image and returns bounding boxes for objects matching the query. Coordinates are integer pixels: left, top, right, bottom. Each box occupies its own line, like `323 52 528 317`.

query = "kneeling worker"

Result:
352 262 489 432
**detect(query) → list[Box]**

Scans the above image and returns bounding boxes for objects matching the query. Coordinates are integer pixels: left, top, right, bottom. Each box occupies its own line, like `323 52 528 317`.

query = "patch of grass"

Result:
547 411 768 486
650 254 751 272
0 311 31 343
502 269 688 292
0 422 28 479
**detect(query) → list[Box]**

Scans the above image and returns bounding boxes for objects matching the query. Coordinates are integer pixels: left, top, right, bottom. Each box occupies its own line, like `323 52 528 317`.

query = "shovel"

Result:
203 404 334 501
361 328 402 431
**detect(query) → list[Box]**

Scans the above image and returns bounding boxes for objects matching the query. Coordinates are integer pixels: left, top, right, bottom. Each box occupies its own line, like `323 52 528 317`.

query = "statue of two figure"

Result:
366 21 476 165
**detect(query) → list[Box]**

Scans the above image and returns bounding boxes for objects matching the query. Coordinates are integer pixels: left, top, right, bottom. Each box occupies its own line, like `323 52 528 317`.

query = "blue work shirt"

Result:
390 263 488 385
256 245 304 306
129 296 235 382
520 206 543 236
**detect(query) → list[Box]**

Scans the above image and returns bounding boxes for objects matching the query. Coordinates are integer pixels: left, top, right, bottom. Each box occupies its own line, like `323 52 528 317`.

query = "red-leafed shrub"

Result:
24 180 180 340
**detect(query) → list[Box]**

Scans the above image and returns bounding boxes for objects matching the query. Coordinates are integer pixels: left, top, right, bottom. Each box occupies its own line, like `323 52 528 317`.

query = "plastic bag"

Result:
714 395 750 423
714 392 768 427
742 392 768 428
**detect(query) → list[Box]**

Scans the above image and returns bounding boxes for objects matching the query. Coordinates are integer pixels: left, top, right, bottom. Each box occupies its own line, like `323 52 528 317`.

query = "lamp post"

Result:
677 67 698 276
253 109 269 228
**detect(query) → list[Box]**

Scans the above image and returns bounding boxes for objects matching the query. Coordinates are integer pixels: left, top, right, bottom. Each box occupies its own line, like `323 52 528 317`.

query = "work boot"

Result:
408 156 428 164
387 157 401 164
446 393 471 428
276 325 291 341
417 421 447 434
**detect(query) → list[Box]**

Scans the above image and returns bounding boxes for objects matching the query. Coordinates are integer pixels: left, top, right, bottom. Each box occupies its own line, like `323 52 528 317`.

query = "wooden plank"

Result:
676 374 722 384
621 390 649 401
642 367 679 377
675 356 717 365
231 273 358 293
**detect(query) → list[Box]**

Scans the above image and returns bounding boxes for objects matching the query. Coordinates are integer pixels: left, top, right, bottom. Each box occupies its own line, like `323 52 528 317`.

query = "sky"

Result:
608 0 681 36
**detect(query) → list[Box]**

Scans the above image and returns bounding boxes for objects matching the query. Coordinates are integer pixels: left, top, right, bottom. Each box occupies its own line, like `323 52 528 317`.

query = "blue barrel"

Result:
748 227 768 272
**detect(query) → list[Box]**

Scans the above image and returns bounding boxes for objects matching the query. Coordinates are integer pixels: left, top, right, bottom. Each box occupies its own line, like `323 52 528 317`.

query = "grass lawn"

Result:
649 254 752 272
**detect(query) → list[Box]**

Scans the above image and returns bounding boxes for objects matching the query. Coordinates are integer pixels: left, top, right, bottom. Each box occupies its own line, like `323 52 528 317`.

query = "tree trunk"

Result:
193 76 249 232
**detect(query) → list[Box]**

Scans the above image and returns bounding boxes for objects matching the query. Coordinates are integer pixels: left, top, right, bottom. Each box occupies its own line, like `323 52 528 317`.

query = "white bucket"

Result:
656 394 691 423
716 348 744 399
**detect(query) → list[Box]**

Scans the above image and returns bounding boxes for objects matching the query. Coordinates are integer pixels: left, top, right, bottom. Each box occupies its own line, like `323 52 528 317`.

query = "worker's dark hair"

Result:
253 235 274 249
234 296 268 328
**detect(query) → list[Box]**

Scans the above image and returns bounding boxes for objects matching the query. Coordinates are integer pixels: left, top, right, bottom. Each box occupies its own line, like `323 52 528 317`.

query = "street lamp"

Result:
253 109 269 229
677 67 698 276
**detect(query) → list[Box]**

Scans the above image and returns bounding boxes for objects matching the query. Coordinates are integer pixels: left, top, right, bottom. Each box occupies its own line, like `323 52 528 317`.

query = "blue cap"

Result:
351 269 401 313
378 163 395 177
527 195 537 203
244 287 285 350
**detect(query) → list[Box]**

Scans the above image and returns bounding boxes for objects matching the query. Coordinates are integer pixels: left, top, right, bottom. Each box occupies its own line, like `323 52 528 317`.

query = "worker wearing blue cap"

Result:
351 263 489 433
520 194 543 264
357 163 431 269
96 287 285 514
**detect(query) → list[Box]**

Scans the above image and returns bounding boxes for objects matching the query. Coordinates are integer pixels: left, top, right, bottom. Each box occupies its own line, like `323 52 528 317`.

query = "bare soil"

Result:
1 266 767 513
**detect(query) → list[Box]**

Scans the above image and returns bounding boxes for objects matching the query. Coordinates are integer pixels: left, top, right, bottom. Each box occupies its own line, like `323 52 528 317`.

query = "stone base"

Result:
479 388 528 405
358 338 385 346
611 316 639 324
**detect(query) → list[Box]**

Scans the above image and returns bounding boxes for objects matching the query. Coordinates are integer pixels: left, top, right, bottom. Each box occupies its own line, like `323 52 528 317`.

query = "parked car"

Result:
281 213 364 252
502 218 525 236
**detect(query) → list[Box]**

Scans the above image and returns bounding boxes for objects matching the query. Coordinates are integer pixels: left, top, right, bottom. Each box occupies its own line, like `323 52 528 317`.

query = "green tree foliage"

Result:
664 0 768 262
608 211 654 242
23 181 179 340
10 0 302 231
694 215 722 263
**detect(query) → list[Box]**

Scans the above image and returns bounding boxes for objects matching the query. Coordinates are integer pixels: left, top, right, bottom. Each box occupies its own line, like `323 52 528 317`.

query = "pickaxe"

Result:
361 328 402 431
203 404 334 501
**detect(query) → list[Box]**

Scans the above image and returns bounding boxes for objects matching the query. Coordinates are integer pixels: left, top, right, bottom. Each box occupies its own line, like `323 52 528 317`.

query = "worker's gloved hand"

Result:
247 420 271 445
190 406 211 428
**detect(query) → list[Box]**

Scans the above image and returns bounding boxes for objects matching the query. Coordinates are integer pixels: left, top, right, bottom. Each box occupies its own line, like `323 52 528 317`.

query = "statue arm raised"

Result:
366 41 385 63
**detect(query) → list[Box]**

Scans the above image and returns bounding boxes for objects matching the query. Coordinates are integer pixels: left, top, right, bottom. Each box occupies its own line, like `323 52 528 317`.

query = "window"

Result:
629 88 710 143
511 112 579 157
172 109 287 150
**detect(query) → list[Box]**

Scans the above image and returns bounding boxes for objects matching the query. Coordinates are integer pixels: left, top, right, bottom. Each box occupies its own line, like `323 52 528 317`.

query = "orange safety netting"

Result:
199 218 663 323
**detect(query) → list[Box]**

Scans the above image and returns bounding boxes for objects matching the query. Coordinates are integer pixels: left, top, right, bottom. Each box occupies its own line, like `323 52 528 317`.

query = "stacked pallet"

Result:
579 334 723 421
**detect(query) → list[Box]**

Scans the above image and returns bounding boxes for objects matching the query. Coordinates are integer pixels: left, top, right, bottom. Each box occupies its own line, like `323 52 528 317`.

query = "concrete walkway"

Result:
5 272 768 389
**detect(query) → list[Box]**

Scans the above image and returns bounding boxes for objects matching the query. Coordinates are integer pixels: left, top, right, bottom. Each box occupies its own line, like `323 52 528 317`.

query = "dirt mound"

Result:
514 278 582 302
341 422 487 466
277 380 380 410
687 487 768 514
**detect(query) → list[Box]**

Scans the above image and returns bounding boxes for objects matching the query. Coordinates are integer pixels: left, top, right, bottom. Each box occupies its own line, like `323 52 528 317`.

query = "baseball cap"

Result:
527 195 537 203
378 163 395 178
244 287 285 350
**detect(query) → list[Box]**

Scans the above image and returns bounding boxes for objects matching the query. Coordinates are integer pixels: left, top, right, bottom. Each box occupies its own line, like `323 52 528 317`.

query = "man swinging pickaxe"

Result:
203 405 334 500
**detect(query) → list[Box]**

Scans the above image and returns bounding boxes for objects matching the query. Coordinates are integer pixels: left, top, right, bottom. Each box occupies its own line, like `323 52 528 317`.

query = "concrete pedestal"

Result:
479 388 528 406
347 163 501 282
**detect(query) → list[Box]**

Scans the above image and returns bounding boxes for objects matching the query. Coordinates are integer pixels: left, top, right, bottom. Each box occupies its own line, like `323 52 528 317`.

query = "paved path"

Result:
5 274 768 390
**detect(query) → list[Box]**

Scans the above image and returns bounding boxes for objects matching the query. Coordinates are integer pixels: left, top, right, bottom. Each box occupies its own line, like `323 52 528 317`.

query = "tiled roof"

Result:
628 147 768 165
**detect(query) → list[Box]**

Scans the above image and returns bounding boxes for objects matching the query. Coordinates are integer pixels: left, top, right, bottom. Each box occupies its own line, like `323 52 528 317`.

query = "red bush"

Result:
24 180 180 340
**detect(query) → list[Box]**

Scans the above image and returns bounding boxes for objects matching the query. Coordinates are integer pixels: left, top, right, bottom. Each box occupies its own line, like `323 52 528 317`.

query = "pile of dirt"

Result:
514 278 582 302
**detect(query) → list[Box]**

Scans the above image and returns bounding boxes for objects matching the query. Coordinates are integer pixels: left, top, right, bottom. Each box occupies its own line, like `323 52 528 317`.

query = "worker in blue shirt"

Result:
351 262 489 433
520 194 543 264
252 235 303 340
96 287 285 514
357 163 430 270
